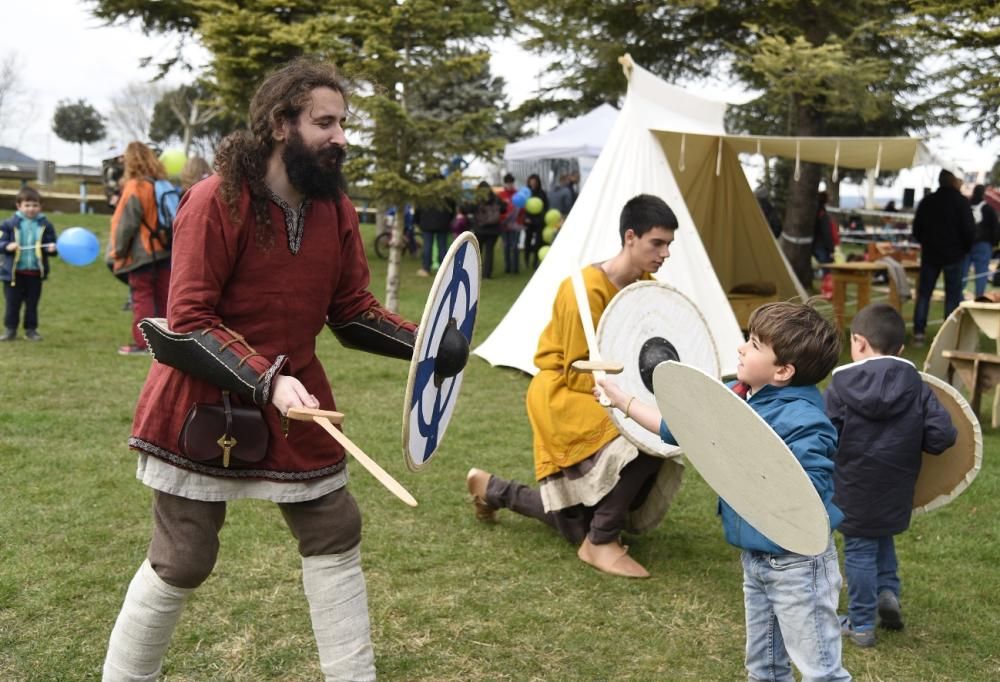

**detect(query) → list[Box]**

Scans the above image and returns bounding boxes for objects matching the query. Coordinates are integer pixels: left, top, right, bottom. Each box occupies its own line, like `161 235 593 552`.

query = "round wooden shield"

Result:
913 373 983 514
653 361 830 556
597 281 721 458
402 232 481 471
923 306 979 391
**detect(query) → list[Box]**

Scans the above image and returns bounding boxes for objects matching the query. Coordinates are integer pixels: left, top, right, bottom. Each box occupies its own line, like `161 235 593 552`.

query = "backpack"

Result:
474 200 501 227
144 178 180 249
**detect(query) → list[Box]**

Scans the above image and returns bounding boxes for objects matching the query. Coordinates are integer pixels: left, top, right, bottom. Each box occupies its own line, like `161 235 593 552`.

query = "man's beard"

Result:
282 129 347 201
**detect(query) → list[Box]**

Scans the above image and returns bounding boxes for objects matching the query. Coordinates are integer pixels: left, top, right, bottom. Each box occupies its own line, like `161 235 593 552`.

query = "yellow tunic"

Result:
527 265 652 480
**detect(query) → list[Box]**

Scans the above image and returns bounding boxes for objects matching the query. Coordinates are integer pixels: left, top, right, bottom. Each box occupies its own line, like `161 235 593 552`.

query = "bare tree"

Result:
107 81 165 143
0 52 25 146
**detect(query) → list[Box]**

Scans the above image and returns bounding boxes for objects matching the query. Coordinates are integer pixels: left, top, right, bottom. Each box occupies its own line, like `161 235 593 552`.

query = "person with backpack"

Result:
108 141 177 355
962 184 1000 298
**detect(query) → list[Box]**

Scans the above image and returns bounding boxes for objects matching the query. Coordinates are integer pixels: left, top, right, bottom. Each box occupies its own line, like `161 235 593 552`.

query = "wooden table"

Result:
821 261 920 331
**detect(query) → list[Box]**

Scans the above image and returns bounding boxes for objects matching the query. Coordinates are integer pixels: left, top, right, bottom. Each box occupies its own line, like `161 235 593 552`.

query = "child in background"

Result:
598 302 851 681
825 303 956 647
0 186 57 341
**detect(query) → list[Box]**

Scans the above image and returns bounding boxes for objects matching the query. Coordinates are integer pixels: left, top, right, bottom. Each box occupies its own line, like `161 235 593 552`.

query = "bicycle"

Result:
373 222 422 259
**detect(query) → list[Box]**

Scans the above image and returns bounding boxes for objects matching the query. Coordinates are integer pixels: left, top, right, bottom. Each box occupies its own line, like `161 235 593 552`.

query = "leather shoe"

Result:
466 468 498 522
577 537 650 578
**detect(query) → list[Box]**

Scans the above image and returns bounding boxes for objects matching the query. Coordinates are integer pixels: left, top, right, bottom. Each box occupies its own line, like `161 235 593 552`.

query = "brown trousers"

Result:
485 453 663 546
148 487 362 588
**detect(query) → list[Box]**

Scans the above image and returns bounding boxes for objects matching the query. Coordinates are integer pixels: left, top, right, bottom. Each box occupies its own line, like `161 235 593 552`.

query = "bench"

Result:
941 349 1000 424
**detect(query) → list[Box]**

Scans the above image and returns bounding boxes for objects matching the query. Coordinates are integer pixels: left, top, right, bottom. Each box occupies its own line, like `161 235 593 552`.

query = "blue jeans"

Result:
913 260 965 335
962 241 992 297
421 231 449 272
742 541 851 682
842 535 900 632
502 230 520 273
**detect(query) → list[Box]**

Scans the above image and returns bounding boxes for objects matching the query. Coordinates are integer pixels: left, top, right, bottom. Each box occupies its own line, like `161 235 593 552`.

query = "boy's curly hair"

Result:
748 302 841 386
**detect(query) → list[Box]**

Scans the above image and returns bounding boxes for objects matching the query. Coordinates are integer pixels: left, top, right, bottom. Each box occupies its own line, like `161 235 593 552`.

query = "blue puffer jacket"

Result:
661 382 844 555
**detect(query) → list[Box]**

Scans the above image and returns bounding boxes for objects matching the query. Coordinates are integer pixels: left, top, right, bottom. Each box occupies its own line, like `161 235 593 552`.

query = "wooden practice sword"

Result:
286 407 418 507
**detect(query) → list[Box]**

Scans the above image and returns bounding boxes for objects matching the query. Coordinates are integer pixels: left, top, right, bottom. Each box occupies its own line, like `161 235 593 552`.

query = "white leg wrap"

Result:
103 559 192 682
302 547 376 682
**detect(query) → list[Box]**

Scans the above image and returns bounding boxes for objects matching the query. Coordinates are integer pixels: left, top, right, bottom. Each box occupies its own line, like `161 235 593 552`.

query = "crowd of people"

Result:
414 170 578 280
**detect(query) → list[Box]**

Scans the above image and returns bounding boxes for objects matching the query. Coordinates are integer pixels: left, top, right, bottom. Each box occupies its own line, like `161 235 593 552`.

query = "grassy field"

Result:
1 213 997 681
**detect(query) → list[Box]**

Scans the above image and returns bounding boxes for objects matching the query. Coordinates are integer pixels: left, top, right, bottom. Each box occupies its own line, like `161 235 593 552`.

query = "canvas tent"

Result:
504 103 618 161
503 103 619 189
475 56 936 377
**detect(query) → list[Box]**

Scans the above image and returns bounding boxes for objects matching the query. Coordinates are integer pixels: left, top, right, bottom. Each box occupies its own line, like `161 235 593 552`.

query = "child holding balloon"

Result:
0 186 57 341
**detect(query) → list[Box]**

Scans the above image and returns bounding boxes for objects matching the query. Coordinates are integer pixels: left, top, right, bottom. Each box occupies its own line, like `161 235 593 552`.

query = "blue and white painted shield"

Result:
403 232 481 471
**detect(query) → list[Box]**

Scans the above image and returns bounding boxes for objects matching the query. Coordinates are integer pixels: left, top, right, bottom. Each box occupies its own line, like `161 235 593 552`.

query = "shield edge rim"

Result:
598 280 722 458
913 371 983 514
401 231 482 473
653 360 831 556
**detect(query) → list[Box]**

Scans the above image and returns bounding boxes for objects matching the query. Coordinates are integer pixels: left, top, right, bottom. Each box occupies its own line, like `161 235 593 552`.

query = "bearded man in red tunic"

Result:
103 59 417 682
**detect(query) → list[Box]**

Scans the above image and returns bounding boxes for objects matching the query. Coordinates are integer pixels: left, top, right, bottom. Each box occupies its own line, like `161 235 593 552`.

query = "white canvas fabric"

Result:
504 103 619 161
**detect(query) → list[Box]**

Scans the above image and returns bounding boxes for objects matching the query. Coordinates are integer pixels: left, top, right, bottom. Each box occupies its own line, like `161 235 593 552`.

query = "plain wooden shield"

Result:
402 232 481 471
924 306 979 391
653 361 830 556
597 281 721 459
913 373 983 514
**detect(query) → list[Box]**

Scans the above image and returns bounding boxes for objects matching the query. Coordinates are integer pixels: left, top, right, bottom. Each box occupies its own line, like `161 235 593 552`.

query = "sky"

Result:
5 0 999 186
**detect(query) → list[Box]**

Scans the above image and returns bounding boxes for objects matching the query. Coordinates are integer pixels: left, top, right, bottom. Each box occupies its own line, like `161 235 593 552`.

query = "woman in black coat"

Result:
523 173 548 271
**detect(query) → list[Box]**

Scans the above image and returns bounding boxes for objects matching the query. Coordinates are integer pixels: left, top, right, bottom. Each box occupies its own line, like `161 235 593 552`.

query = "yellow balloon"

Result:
538 245 550 261
160 149 187 177
525 197 544 215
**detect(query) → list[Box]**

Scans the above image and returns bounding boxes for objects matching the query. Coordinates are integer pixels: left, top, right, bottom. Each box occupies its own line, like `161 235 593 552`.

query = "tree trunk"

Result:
826 176 840 208
182 101 196 158
781 101 824 292
383 206 402 313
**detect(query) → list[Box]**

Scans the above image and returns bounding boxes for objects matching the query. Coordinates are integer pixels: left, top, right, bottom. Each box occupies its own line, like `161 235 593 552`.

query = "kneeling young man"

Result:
467 194 684 578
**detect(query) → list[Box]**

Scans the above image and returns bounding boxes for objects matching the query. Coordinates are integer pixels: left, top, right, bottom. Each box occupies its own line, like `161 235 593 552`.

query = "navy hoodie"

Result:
824 356 957 536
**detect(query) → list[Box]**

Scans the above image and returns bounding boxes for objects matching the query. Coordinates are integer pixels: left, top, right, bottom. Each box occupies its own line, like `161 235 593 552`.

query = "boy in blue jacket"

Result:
599 302 850 682
825 303 956 647
0 187 57 341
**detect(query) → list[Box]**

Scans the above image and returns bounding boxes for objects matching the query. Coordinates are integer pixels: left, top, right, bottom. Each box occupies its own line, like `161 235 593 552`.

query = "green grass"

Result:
1 216 998 680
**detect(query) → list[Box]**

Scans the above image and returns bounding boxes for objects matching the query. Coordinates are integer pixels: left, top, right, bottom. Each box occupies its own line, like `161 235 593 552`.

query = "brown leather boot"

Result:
466 468 498 522
577 537 650 578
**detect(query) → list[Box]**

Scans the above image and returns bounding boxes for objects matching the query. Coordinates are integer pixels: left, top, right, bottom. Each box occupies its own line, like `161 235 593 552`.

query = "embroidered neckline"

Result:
265 187 311 254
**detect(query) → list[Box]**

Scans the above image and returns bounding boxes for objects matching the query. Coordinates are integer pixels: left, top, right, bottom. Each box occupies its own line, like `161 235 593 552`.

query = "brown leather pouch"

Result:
178 391 269 468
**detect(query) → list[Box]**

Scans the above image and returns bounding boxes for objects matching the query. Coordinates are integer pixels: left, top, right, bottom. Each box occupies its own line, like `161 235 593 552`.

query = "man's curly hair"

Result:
214 58 349 248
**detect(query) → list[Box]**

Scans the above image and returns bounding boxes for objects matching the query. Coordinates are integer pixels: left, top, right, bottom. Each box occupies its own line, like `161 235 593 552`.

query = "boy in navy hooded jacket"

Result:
825 303 956 647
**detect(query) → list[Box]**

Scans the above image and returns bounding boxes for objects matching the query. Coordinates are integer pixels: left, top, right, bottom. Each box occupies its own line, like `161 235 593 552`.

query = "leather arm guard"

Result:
138 317 287 406
327 308 416 361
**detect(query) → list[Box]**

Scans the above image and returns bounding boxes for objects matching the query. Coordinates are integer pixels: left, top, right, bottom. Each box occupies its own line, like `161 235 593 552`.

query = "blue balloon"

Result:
516 187 531 199
56 227 100 266
511 192 528 208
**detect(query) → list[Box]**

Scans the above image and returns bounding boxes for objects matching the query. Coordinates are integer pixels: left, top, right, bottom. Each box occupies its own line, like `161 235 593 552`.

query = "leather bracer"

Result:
138 317 287 405
327 308 416 361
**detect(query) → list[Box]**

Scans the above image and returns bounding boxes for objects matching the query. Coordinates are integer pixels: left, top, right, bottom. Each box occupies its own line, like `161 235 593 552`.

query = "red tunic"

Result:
130 176 409 481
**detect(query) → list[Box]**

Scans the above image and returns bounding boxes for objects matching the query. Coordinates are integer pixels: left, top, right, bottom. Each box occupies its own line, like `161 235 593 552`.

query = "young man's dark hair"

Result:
749 302 841 386
502 173 515 184
850 303 905 355
618 193 678 243
15 186 41 204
